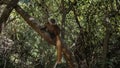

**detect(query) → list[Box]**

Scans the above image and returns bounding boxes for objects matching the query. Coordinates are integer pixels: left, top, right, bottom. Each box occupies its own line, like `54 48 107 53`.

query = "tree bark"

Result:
102 17 112 68
0 0 19 33
15 5 75 68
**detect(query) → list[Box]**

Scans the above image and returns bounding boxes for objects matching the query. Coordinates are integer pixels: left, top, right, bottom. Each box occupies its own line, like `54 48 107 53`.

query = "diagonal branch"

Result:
15 5 55 44
0 0 19 33
72 7 82 29
15 5 75 68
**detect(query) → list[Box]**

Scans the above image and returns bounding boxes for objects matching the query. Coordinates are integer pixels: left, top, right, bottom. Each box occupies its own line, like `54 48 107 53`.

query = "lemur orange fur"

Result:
42 19 62 64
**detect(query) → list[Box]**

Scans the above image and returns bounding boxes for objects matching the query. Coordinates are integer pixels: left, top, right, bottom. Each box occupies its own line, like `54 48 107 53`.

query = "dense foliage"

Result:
0 0 120 68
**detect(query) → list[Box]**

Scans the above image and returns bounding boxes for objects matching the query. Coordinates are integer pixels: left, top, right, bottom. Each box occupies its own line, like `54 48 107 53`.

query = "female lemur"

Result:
41 18 62 64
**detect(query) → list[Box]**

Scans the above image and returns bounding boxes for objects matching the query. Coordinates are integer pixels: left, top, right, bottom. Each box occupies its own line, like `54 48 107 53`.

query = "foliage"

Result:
0 0 120 68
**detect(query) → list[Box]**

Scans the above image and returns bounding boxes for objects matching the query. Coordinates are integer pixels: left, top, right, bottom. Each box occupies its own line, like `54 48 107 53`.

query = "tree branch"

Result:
0 0 19 33
15 5 75 68
102 16 113 68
